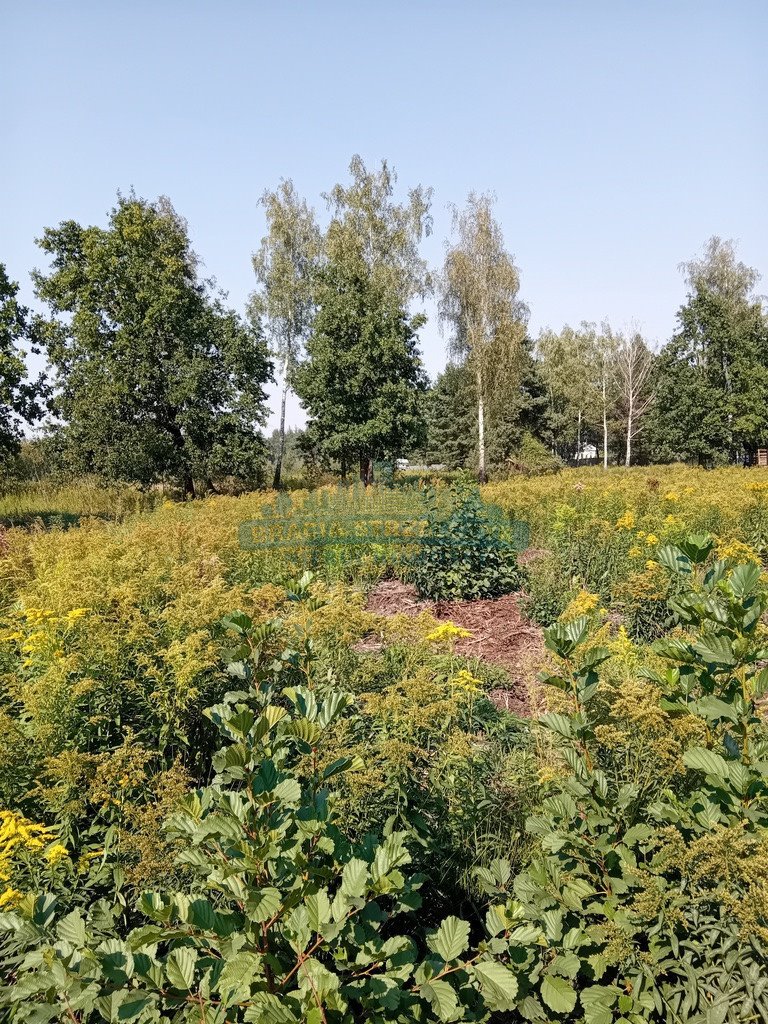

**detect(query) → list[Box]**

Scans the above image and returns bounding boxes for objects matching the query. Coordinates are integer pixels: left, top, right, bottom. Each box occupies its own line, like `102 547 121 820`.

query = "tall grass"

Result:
0 478 161 527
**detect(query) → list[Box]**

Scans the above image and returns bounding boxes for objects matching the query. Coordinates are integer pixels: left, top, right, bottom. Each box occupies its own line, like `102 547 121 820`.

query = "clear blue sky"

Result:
4 0 767 430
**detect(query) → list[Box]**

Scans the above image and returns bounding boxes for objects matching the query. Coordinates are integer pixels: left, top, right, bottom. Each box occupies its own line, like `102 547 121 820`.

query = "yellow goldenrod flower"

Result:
44 843 69 866
425 622 472 643
452 669 482 693
0 887 23 908
615 511 636 530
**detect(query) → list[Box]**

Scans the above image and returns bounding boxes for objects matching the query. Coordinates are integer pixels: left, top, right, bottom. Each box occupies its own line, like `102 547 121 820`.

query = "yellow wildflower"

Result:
44 843 69 866
65 608 90 623
561 589 601 621
452 669 482 693
0 887 23 908
628 546 642 558
615 511 636 530
646 534 659 546
425 622 472 643
664 491 679 502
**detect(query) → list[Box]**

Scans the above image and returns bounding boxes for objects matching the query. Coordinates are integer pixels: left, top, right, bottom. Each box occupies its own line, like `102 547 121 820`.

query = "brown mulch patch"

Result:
364 579 546 716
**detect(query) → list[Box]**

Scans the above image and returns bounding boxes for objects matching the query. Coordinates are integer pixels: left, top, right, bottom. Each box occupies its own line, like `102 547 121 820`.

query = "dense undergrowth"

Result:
0 471 767 1021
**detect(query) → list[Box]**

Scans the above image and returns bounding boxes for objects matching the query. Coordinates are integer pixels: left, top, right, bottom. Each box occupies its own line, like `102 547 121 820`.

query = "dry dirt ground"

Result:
365 580 546 716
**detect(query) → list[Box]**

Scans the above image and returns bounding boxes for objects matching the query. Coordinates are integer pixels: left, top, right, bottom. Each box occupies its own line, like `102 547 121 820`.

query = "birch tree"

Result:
251 181 321 489
615 328 655 466
595 324 619 470
439 193 528 482
537 324 599 460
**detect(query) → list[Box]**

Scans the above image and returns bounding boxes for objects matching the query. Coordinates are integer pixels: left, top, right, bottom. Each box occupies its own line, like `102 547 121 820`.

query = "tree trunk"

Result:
625 398 633 467
602 375 608 470
272 378 288 490
577 408 582 460
163 411 195 499
477 368 486 483
359 455 373 486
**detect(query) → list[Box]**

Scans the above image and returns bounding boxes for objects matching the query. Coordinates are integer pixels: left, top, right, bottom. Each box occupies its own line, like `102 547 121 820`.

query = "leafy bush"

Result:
409 484 524 600
476 535 768 1023
506 432 564 477
0 614 519 1023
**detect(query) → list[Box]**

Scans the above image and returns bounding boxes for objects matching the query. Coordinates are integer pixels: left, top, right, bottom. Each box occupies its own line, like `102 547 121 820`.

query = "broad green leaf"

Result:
540 713 574 739
473 961 518 1011
165 947 197 990
305 890 332 933
218 952 263 1003
428 916 470 962
693 696 738 723
541 974 577 1014
341 857 368 899
692 635 735 667
657 545 692 576
581 984 620 1024
422 979 461 1022
56 910 86 946
729 561 762 598
246 887 282 924
683 747 731 780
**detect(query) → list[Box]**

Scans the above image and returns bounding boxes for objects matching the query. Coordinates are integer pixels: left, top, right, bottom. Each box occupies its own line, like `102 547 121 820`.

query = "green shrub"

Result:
0 614 520 1023
505 433 564 477
409 484 524 600
477 536 768 1023
523 551 577 625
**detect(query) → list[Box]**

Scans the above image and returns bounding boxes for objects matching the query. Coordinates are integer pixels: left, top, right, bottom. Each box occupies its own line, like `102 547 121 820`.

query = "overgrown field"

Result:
1 470 768 1022
484 465 768 637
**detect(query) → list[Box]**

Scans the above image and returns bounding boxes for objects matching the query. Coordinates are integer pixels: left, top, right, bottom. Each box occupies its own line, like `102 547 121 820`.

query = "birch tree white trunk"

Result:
477 366 486 483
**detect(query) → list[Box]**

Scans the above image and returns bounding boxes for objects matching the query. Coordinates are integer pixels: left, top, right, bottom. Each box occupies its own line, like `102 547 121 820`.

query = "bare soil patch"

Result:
365 579 545 716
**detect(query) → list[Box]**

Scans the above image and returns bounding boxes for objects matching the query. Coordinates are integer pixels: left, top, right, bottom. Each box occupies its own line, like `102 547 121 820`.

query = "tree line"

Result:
1 158 767 491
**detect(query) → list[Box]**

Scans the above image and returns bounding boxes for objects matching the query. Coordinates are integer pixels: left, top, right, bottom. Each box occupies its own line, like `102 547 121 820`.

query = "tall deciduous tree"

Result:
647 238 768 465
250 181 320 489
0 264 45 457
595 324 619 470
439 194 528 482
34 194 272 495
615 328 655 466
294 157 431 483
537 323 600 461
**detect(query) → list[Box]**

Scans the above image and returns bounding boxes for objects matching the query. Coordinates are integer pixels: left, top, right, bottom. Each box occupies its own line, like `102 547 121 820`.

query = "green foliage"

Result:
294 157 431 483
0 614 521 1023
477 537 768 1023
409 484 524 600
507 432 564 477
423 362 477 470
646 237 768 465
33 193 272 494
295 260 427 481
0 264 45 458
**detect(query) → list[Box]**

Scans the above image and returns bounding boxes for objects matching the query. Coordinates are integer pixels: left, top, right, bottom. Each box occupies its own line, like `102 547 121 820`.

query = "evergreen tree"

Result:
423 362 476 468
